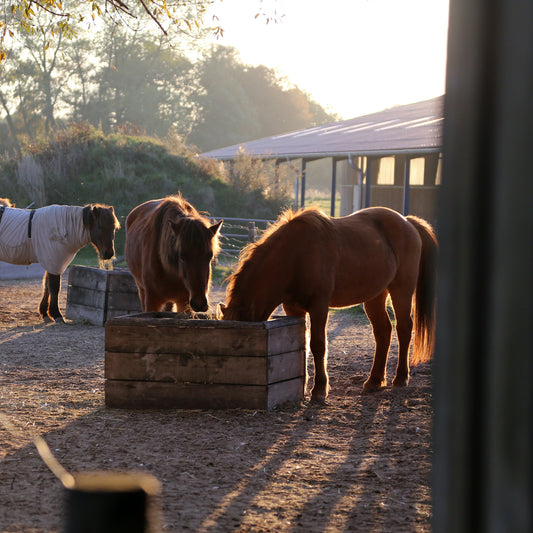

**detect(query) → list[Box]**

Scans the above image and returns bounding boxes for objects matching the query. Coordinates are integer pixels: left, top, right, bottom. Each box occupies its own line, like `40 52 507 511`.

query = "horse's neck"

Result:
233 254 283 321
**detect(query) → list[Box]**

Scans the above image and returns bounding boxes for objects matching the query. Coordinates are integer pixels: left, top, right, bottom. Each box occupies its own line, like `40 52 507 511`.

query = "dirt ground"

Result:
0 275 432 532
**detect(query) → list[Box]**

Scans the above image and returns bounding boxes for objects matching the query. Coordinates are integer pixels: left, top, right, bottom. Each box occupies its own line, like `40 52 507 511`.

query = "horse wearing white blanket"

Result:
0 203 120 322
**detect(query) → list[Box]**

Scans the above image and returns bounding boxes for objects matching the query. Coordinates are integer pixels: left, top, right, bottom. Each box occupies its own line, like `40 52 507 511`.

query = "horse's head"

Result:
217 301 246 321
83 204 121 261
218 299 261 322
170 217 222 313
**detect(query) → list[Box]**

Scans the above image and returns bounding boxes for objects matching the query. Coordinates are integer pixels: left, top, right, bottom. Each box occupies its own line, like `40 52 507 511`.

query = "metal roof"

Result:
201 95 444 160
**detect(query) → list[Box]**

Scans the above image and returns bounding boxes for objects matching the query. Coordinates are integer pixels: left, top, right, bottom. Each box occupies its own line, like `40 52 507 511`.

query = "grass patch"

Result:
305 189 341 215
331 304 367 319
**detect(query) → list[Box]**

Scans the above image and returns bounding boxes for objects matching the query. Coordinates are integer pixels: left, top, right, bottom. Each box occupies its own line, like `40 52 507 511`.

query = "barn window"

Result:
435 157 442 185
377 157 395 185
410 157 425 185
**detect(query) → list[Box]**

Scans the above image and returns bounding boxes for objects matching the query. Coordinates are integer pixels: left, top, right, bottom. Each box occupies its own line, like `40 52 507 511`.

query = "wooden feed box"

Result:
104 313 307 411
66 265 141 326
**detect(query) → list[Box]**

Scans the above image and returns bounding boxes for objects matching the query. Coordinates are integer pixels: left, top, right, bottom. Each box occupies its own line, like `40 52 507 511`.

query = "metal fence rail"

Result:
210 217 273 258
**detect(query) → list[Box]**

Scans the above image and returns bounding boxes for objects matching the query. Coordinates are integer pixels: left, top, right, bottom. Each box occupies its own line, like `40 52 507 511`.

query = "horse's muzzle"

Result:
101 248 115 261
190 297 209 313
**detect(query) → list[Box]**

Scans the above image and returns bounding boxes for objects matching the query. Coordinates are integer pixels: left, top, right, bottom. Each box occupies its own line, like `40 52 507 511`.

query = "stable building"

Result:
201 95 443 225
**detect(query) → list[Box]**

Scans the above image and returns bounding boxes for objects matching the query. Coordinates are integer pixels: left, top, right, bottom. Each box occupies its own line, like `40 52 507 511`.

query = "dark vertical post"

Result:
330 158 337 216
403 156 410 215
433 1 533 532
300 159 307 208
365 157 374 207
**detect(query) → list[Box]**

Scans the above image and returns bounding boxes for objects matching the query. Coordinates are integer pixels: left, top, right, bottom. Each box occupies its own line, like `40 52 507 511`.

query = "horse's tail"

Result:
407 215 439 365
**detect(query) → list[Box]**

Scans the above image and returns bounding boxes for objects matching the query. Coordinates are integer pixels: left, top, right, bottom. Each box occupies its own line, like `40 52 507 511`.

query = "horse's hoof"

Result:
392 376 409 388
310 391 328 404
310 396 328 406
362 378 387 392
53 316 65 324
42 316 52 324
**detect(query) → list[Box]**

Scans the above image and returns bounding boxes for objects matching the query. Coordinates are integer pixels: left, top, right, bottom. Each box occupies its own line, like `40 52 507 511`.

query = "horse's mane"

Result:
0 197 13 207
227 206 333 299
155 195 219 270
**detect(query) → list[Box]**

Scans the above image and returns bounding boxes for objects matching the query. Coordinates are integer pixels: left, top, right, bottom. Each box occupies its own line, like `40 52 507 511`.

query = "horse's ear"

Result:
83 205 95 226
210 220 223 236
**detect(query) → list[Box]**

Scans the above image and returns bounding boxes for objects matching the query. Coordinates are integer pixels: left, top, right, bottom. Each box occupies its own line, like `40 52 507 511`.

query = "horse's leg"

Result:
134 284 145 311
39 272 52 323
283 303 309 394
363 291 392 391
307 304 330 402
143 292 164 312
174 293 191 313
46 273 64 323
389 290 414 387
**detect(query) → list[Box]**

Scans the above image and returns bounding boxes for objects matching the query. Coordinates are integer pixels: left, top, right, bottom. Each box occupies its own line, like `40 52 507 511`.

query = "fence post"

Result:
247 221 256 243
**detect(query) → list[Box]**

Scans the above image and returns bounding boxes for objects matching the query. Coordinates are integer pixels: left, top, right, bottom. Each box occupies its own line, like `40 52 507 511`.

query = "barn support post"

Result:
330 158 337 216
300 159 307 208
402 156 411 215
365 157 377 208
347 154 364 212
285 157 299 208
433 0 533 532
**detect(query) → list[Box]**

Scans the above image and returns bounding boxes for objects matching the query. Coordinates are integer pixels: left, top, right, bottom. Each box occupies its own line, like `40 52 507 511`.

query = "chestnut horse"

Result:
0 203 120 322
125 195 222 313
220 206 438 401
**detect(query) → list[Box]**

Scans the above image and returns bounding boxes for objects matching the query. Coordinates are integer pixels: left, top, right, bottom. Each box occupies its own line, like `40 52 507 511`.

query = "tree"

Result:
188 46 339 152
99 30 199 136
0 0 221 62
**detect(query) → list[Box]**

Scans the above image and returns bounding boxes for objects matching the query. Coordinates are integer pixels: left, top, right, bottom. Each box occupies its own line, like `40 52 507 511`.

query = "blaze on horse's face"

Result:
86 205 120 261
171 219 222 313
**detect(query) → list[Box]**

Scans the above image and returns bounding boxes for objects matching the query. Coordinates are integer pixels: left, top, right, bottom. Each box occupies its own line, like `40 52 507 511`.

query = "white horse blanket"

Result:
0 205 91 275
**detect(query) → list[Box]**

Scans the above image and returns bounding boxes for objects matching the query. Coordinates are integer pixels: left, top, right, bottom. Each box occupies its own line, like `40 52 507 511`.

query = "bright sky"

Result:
207 0 449 119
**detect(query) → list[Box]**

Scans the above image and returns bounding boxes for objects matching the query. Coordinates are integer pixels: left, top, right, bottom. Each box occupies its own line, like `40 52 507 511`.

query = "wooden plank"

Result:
68 265 108 291
107 291 141 311
65 302 104 325
106 313 304 330
105 323 267 356
106 269 138 292
67 285 107 308
104 378 304 410
267 350 306 384
267 323 307 355
105 314 306 357
266 378 306 411
105 309 140 321
105 350 304 385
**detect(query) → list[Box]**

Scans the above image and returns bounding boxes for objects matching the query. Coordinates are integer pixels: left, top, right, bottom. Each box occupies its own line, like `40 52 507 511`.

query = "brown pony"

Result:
220 206 438 401
0 198 14 207
0 203 120 322
125 195 222 313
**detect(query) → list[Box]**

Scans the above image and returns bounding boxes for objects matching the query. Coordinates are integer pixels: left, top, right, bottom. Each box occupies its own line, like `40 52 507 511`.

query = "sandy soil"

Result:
0 276 432 532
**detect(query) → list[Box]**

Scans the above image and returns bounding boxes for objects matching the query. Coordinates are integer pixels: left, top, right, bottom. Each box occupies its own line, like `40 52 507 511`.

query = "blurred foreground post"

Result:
64 471 161 533
433 1 533 532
